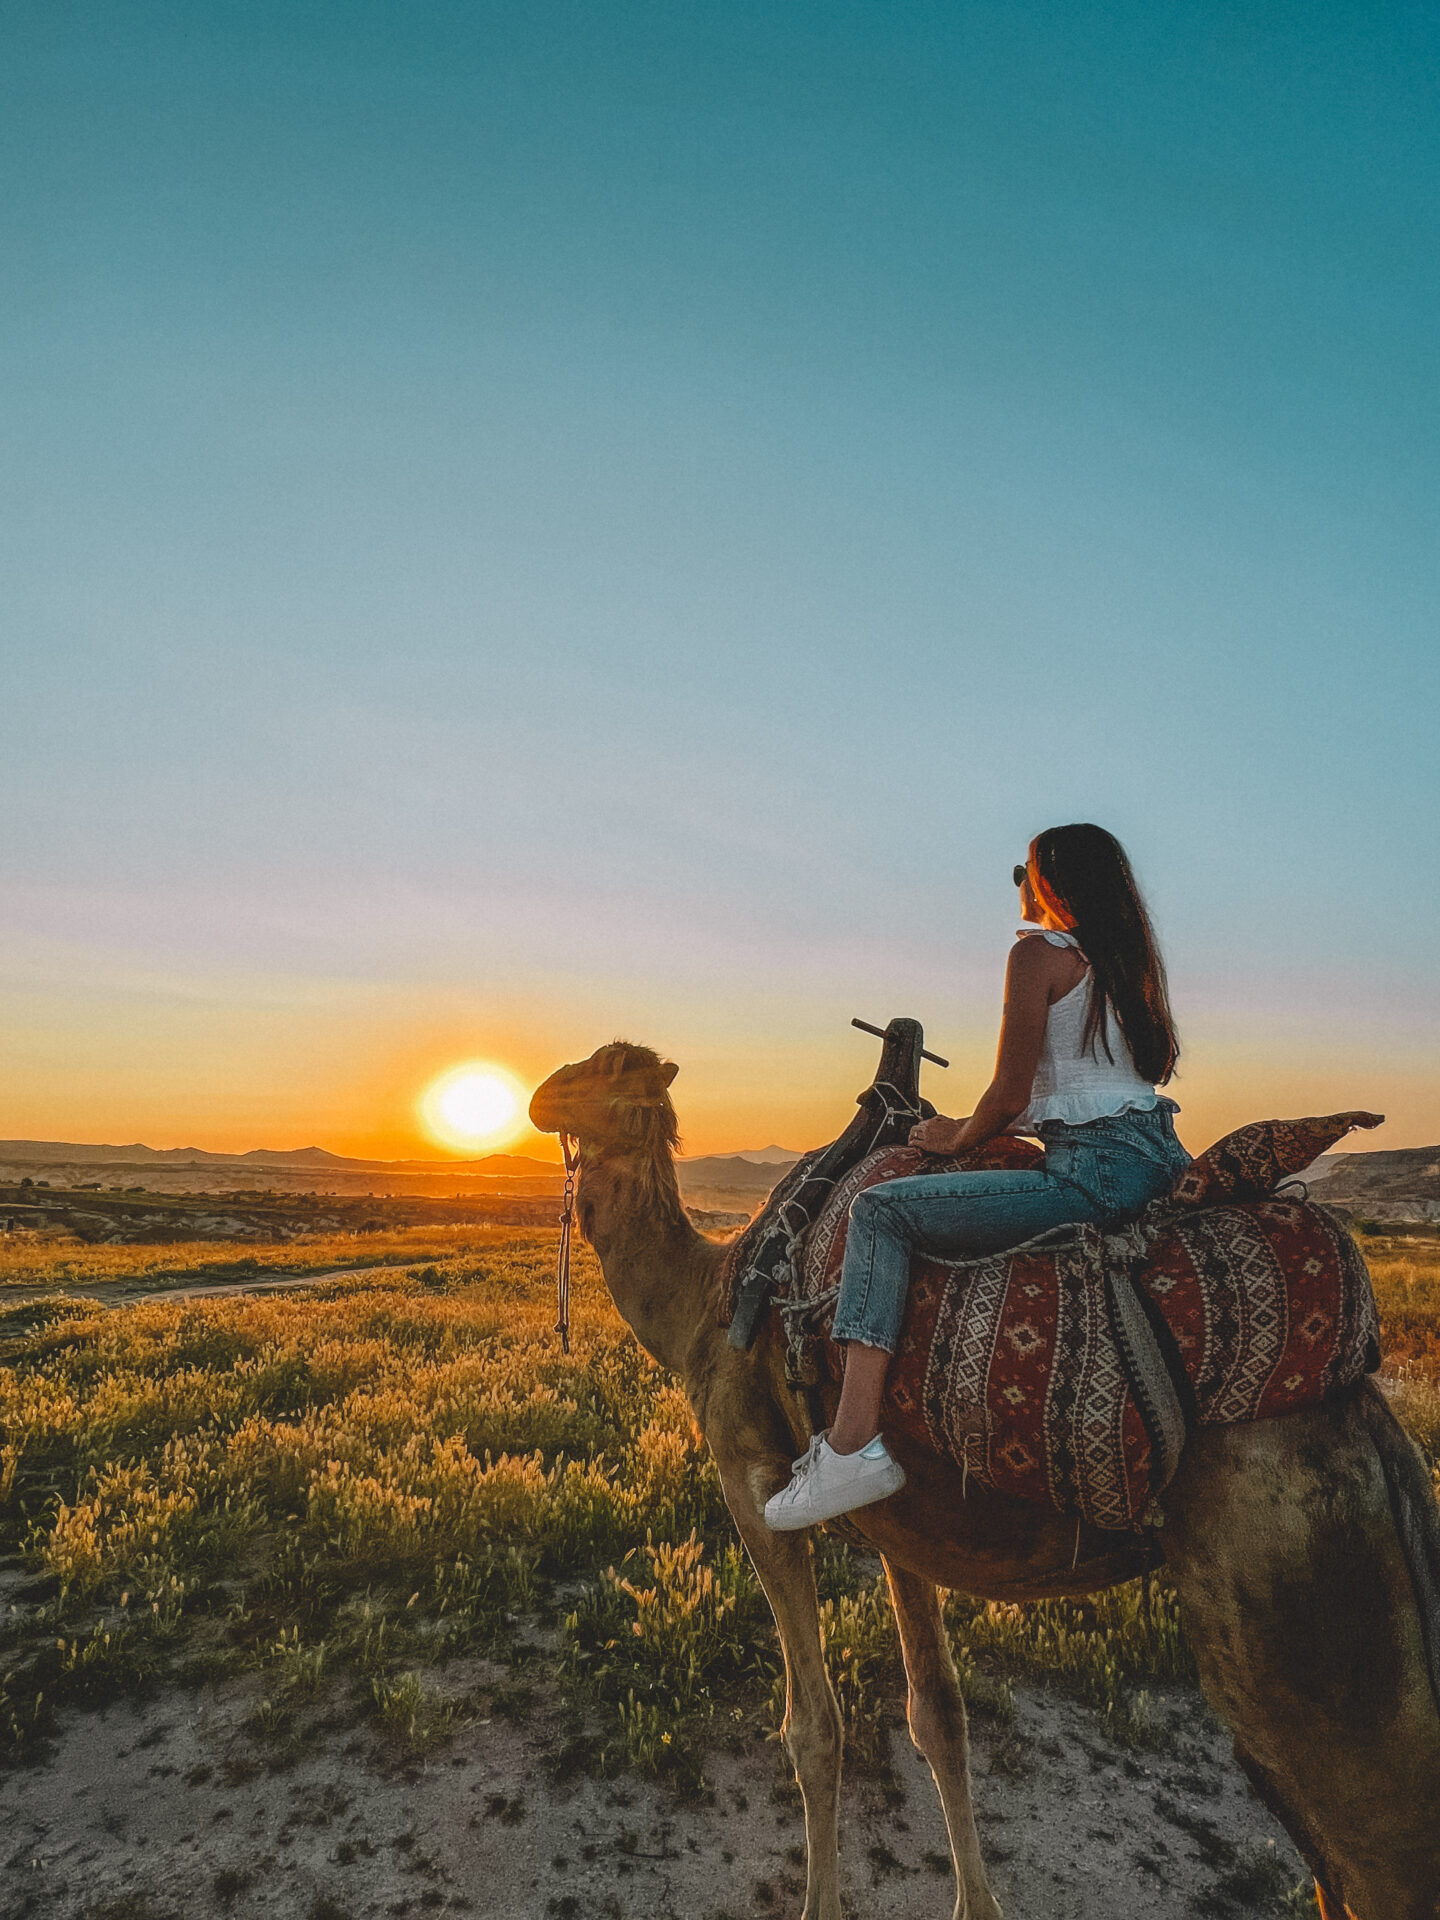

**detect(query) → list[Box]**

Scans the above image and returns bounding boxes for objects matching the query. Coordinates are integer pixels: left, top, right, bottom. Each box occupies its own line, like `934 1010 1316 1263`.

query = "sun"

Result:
418 1063 528 1155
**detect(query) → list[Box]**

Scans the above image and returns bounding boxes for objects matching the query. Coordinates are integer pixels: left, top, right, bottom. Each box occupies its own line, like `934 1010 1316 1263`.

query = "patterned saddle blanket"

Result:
774 1116 1383 1531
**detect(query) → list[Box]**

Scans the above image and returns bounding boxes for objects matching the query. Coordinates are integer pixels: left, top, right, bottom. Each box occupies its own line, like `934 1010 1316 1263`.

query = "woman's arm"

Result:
911 939 1056 1154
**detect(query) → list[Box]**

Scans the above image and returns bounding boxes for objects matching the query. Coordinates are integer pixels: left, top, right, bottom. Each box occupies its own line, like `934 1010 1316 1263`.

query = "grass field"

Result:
0 1224 534 1291
1368 1235 1440 1465
0 1223 1434 1806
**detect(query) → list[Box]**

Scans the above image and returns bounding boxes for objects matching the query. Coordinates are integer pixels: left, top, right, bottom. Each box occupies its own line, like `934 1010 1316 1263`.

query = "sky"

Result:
2 0 1437 1161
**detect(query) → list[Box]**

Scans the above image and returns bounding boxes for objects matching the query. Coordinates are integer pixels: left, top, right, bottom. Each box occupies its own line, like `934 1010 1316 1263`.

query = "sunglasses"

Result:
1013 864 1029 889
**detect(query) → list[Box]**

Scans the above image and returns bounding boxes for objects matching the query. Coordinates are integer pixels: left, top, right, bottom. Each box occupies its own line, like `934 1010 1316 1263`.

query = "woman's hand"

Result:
909 1115 970 1155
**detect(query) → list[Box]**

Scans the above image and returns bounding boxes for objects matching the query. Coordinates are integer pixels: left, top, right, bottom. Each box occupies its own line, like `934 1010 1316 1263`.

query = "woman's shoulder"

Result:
1009 930 1075 977
1013 924 1082 952
1008 928 1088 999
1010 928 1081 969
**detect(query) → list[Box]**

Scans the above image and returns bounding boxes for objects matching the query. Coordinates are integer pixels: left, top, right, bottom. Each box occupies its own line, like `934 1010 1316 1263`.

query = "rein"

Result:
554 1133 579 1353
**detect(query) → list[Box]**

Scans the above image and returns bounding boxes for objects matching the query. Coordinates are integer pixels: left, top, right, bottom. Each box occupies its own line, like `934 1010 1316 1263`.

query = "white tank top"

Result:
1010 927 1161 1133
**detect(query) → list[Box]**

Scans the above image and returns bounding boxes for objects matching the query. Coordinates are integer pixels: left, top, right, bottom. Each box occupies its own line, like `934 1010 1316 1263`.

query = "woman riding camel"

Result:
765 822 1190 1530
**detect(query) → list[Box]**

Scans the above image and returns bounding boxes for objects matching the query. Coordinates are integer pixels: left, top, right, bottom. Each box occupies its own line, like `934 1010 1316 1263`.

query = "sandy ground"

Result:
0 1654 1310 1920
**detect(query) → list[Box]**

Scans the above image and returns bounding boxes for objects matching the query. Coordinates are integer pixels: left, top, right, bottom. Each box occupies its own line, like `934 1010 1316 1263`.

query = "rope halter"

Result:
554 1133 579 1353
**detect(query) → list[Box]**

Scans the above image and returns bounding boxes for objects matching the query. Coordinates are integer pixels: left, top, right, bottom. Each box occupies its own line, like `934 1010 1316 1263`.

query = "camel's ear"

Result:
660 1060 679 1086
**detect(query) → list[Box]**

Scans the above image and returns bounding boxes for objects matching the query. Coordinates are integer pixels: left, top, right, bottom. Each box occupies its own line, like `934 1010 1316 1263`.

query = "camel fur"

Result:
531 1040 1440 1920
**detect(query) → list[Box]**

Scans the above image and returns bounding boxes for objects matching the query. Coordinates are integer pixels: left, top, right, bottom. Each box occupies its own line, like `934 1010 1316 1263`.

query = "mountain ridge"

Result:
1300 1145 1440 1222
0 1139 558 1176
0 1137 809 1172
0 1139 810 1211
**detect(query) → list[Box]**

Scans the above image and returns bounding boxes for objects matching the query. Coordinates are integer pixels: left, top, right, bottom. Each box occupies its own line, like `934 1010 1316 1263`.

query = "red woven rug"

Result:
784 1144 1381 1531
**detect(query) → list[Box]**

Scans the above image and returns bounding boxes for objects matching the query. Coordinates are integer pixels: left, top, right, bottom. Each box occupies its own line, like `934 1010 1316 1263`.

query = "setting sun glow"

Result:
418 1064 527 1155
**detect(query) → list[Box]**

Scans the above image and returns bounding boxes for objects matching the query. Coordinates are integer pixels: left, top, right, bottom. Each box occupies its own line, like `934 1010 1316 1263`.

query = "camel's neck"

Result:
579 1149 724 1381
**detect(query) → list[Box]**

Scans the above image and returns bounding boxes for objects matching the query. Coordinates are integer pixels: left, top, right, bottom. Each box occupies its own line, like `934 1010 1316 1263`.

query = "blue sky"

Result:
2 1 1437 1155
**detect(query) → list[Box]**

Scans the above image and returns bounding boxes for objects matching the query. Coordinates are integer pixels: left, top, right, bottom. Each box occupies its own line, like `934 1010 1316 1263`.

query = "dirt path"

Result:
0 1263 424 1317
124 1264 422 1309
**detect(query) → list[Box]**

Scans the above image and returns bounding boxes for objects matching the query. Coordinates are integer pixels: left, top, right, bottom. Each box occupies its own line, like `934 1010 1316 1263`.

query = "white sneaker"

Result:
763 1433 906 1531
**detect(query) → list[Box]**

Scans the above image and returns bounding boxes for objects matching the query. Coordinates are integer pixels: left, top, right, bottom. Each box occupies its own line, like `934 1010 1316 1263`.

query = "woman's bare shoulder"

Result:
1006 934 1061 987
1007 933 1086 998
1008 932 1067 970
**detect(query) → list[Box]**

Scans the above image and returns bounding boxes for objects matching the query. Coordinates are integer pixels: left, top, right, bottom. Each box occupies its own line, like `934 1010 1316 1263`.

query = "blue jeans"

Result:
831 1102 1191 1353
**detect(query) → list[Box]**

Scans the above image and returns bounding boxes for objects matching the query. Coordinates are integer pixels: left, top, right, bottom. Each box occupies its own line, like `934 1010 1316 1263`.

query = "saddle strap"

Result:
1104 1264 1198 1503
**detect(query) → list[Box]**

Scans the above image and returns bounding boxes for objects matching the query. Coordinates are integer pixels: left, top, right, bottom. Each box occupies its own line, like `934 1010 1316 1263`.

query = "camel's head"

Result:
529 1041 681 1158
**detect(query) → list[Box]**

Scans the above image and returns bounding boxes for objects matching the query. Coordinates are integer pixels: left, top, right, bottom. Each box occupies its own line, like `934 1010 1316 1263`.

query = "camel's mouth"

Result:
529 1060 593 1137
527 1068 570 1135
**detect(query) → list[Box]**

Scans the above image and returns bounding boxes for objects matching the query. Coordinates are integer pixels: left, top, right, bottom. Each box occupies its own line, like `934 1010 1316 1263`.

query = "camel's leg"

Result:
722 1466 844 1920
1161 1389 1440 1920
885 1560 1003 1920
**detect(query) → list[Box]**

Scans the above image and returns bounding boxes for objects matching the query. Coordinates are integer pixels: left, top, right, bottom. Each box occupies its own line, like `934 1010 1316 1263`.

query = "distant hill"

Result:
0 1136 808 1208
0 1139 261 1166
1301 1146 1440 1224
675 1154 801 1199
0 1138 563 1200
0 1139 557 1176
10 1135 1431 1223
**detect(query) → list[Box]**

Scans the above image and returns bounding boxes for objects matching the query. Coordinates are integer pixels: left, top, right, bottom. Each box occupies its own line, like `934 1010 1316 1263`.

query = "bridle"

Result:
554 1132 579 1353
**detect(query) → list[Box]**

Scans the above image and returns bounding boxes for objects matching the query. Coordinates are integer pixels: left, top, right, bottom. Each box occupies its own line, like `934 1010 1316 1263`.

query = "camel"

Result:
530 1039 1440 1920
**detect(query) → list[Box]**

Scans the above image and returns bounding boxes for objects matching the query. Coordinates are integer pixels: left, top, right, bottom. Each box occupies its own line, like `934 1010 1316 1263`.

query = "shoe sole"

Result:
763 1465 906 1532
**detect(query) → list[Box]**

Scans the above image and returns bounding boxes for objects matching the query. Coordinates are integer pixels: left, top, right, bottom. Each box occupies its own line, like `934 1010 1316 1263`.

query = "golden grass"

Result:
0 1223 549 1290
0 1224 1433 1779
3 1239 685 1592
1369 1238 1440 1368
0 1235 766 1774
1367 1237 1440 1481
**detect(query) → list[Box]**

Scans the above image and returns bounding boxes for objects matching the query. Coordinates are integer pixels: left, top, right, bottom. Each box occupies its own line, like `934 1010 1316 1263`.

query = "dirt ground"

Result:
0 1264 417 1317
0 1655 1310 1920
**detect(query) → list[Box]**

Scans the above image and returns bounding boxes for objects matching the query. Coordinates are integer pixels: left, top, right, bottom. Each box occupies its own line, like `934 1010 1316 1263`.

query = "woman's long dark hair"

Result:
1031 824 1179 1085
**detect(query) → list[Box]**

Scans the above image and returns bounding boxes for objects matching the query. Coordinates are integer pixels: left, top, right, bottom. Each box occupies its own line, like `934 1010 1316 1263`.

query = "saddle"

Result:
720 1022 1383 1531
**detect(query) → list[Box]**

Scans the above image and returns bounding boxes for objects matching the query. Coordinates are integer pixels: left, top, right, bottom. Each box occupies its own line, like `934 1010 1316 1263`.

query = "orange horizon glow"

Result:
1 1048 1429 1167
2 978 1436 1165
